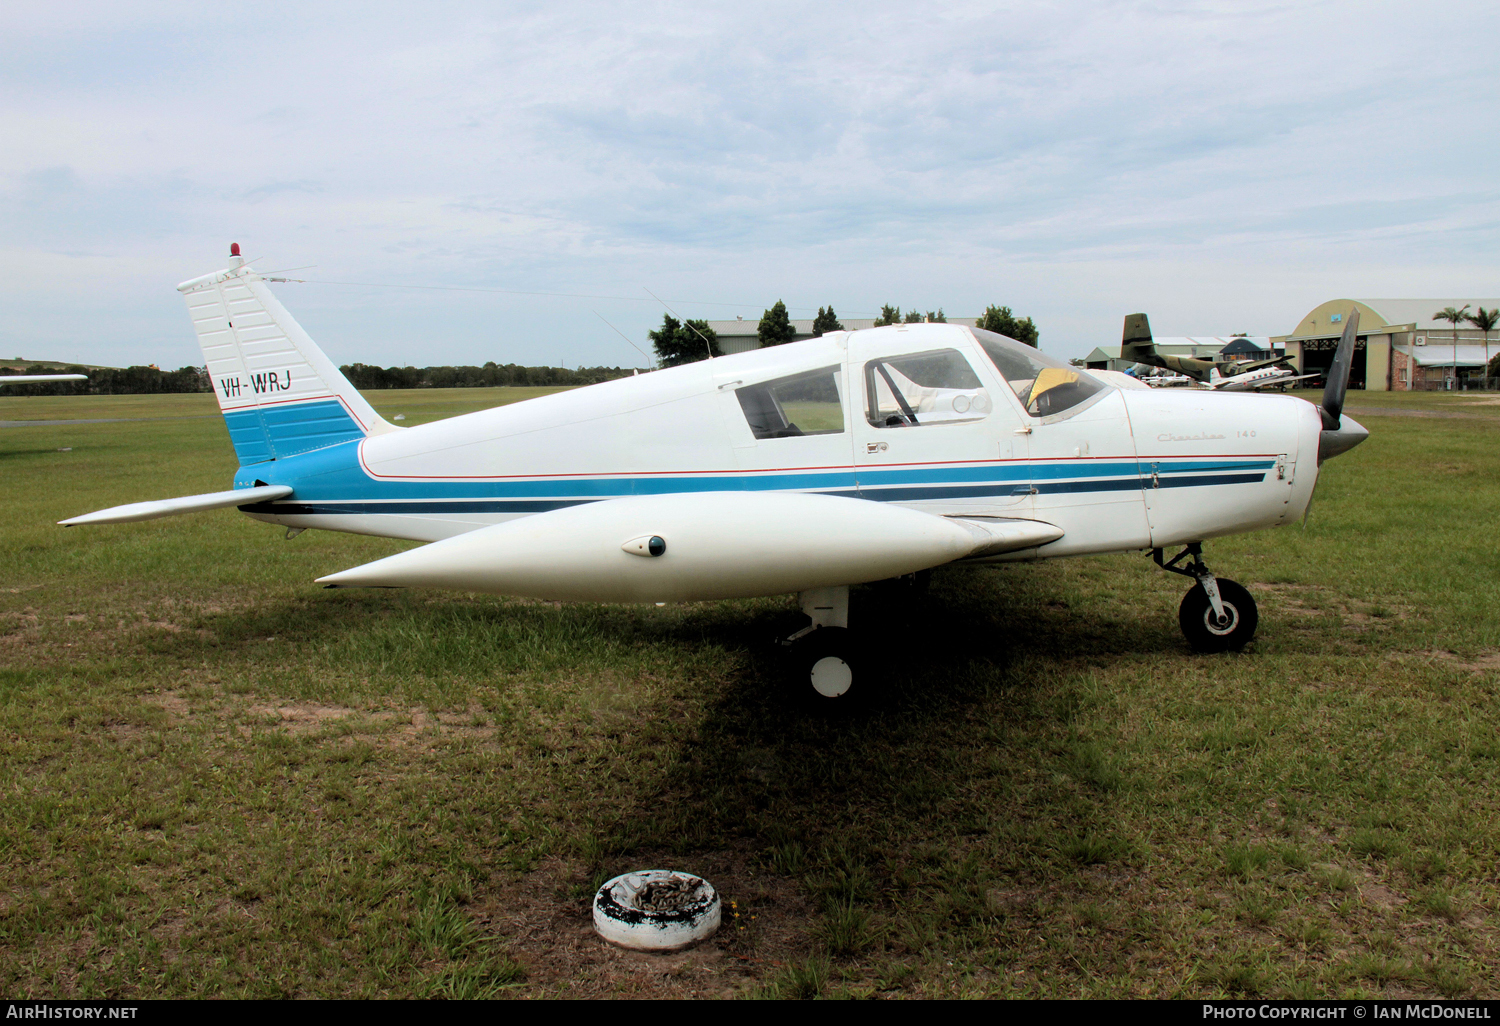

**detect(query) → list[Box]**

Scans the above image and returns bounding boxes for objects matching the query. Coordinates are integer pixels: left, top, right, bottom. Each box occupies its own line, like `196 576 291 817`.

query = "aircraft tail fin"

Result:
177 245 398 467
1120 312 1154 364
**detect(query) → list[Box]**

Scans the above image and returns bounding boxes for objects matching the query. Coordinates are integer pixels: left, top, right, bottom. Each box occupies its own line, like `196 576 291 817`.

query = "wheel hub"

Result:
1203 601 1240 636
809 655 853 698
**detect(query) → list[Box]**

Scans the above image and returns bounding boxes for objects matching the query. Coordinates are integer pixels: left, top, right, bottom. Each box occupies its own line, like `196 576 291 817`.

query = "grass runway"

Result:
2 386 1499 999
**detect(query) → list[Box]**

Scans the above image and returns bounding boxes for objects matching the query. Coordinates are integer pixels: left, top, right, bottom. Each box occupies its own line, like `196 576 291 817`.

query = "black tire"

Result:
1178 579 1258 653
788 626 860 701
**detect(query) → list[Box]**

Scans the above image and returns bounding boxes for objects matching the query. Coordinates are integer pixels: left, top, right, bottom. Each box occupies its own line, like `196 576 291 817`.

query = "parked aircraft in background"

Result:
1128 367 1194 388
1 374 86 387
1121 319 1296 387
60 248 1370 701
1203 363 1320 392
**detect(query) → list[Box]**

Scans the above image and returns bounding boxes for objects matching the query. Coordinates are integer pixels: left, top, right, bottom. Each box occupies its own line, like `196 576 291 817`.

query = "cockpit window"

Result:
736 365 845 439
969 327 1105 418
863 349 991 428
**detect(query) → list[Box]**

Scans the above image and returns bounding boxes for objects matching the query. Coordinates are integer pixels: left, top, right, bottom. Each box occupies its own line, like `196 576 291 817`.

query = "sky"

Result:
2 1 1497 371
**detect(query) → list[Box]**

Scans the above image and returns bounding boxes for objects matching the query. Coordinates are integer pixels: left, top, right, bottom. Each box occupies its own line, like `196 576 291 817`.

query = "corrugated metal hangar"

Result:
1275 299 1500 390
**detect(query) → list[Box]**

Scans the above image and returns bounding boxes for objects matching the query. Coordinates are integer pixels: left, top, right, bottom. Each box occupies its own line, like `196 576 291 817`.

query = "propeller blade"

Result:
1320 307 1359 430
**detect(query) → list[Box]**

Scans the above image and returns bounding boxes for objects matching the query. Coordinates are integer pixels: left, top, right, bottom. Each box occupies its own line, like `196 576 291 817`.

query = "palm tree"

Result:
1434 305 1470 389
1466 307 1498 389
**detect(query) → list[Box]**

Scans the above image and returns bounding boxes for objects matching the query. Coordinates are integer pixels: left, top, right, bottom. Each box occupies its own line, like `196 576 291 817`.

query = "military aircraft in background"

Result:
60 246 1370 701
1121 319 1298 388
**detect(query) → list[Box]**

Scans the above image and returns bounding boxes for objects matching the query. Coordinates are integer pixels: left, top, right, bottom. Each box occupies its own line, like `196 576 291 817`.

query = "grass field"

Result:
2 385 1499 999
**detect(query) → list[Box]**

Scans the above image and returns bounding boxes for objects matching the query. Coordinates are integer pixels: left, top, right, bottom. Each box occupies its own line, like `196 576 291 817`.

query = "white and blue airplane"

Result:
62 248 1369 700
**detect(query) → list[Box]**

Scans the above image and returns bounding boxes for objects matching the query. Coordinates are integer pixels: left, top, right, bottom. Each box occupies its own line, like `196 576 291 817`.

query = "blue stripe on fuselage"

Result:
233 442 1272 515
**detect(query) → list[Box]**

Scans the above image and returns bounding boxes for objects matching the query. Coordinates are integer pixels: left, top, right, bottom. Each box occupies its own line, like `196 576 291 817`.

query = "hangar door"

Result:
1299 335 1367 390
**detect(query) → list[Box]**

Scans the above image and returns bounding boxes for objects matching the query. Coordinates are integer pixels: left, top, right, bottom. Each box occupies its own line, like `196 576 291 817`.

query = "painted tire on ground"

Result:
592 870 721 952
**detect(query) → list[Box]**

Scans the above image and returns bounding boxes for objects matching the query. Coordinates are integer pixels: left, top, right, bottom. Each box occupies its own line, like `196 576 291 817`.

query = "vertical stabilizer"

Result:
1120 312 1155 364
177 246 397 467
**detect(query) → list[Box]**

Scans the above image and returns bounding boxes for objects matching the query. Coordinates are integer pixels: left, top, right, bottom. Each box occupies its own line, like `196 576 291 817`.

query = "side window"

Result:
736 365 845 439
863 349 991 428
971 328 1105 418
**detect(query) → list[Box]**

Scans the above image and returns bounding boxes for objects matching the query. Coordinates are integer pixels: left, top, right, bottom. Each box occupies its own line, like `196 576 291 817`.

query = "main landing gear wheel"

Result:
1179 579 1258 653
790 626 858 699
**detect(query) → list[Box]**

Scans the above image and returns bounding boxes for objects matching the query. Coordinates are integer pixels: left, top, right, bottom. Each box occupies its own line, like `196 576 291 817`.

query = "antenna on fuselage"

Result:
644 287 715 360
590 309 653 363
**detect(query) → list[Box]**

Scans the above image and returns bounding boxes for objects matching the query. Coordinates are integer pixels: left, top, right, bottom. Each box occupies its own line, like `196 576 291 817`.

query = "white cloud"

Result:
0 0 1496 369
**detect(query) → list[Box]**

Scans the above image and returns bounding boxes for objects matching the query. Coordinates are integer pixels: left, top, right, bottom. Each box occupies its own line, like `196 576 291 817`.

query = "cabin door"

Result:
847 330 1032 515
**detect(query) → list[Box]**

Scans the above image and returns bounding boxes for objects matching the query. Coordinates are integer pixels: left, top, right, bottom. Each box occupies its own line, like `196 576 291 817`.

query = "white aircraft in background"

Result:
1129 368 1194 388
1202 363 1320 392
1 374 87 387
61 247 1370 701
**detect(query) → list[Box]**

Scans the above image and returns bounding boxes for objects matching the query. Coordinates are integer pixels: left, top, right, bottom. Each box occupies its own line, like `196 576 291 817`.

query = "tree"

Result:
758 300 796 347
650 313 721 366
928 309 946 323
812 306 844 337
873 304 901 327
976 304 1039 348
1433 305 1470 389
1467 307 1498 388
903 309 924 324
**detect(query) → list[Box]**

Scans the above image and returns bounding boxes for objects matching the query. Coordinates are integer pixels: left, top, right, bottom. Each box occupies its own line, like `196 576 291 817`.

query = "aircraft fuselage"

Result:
233 324 1322 562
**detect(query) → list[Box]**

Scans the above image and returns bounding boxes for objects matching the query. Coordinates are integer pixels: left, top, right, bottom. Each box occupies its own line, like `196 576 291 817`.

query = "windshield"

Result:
968 327 1106 417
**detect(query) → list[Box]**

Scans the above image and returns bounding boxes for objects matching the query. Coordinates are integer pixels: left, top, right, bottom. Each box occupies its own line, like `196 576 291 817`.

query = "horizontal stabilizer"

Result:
317 491 984 603
59 485 293 526
948 516 1064 557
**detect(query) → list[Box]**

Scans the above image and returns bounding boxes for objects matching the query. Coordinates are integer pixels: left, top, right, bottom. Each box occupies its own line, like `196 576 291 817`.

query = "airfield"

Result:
2 385 1498 999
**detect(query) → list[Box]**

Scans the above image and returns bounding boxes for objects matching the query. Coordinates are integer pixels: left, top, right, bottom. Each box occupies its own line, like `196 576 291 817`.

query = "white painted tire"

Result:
592 870 720 952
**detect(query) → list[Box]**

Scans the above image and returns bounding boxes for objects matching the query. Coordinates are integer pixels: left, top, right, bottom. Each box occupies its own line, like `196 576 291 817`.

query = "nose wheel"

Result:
1155 544 1259 653
1178 578 1257 652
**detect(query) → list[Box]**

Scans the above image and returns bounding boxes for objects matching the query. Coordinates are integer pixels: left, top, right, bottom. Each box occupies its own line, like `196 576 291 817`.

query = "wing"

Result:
1221 356 1293 375
317 491 1064 603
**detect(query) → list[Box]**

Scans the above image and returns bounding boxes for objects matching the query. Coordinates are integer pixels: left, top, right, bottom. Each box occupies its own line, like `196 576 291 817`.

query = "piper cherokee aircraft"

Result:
60 247 1370 701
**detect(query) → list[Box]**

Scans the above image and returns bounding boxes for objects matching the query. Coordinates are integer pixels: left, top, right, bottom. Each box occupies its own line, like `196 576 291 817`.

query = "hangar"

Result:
1274 299 1500 391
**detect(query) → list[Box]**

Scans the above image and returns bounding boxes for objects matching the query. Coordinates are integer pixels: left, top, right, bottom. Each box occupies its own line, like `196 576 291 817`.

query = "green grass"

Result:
1 387 1498 998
